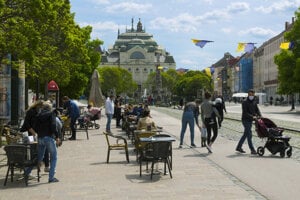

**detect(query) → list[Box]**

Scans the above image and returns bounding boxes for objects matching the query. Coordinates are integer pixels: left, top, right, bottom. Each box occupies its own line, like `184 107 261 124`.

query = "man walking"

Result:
105 94 115 132
62 96 80 140
236 89 261 154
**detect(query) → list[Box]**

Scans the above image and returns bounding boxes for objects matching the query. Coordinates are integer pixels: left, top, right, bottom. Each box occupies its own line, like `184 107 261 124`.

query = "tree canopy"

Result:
97 66 137 97
0 0 103 99
274 8 300 94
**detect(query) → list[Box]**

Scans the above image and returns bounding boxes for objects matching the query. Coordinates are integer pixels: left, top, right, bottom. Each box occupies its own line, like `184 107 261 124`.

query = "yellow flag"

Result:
236 43 245 52
204 68 211 77
280 42 290 50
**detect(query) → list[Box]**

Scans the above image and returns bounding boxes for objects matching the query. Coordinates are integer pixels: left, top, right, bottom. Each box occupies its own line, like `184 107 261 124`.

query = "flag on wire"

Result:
203 66 215 77
236 42 255 53
191 39 213 48
280 42 294 50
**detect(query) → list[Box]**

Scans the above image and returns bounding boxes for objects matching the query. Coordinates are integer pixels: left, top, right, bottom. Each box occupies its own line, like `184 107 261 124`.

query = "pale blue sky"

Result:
69 0 300 70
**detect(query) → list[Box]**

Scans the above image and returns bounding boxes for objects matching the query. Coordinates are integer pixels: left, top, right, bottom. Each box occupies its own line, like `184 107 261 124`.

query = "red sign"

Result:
47 80 59 91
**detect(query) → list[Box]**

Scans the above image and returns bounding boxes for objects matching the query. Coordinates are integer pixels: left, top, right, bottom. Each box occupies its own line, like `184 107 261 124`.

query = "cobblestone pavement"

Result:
0 104 299 200
152 104 300 162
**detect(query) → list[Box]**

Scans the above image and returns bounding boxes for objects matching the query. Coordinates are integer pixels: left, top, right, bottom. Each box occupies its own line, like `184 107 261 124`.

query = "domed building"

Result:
99 18 176 97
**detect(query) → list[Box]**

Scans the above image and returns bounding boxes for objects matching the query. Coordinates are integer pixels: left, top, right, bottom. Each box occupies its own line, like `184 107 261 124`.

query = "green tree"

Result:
0 0 102 99
98 67 137 97
274 8 300 110
174 70 212 101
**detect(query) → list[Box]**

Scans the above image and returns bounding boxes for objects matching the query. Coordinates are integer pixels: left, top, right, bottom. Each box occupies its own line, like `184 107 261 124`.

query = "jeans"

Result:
106 114 113 131
180 111 195 145
25 136 58 181
38 136 58 181
237 120 255 151
70 118 77 139
204 118 218 145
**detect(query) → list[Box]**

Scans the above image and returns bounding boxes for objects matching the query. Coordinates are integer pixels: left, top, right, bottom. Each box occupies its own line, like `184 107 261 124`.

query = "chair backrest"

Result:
103 132 112 146
145 141 171 160
4 145 29 165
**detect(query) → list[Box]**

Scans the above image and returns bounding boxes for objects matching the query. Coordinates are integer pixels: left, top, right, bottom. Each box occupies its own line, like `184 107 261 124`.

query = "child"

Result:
200 124 207 147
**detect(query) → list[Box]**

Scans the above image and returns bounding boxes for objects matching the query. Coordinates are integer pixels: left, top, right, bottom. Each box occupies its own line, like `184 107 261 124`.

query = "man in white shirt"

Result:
105 95 115 132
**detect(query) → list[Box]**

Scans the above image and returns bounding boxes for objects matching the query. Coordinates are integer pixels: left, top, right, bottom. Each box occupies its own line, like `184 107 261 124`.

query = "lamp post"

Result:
155 53 162 105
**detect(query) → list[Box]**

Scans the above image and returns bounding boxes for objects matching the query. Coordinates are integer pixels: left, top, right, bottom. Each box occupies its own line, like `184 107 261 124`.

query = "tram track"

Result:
223 117 300 151
225 116 300 133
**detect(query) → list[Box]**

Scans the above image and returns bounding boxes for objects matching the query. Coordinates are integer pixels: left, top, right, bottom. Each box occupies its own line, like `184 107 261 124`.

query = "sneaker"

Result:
206 145 212 153
190 144 196 148
236 148 246 153
44 167 50 173
68 137 76 140
179 144 183 148
48 178 59 183
251 151 257 155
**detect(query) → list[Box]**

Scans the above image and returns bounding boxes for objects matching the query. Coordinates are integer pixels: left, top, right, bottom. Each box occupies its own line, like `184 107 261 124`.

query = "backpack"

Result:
34 109 57 137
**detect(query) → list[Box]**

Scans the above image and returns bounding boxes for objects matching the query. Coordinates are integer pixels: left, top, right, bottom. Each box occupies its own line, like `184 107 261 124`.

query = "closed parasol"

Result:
88 69 105 107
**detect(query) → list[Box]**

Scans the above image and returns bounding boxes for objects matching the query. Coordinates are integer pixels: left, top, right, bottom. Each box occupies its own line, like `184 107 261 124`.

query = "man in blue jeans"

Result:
25 101 61 183
105 94 115 132
236 89 261 154
62 96 80 140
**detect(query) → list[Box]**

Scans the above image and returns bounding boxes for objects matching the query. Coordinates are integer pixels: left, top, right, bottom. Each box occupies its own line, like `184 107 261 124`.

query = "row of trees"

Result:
0 0 102 98
145 69 213 102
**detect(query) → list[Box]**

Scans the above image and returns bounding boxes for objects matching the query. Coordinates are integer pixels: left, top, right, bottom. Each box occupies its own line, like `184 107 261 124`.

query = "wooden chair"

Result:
4 144 40 186
103 132 129 163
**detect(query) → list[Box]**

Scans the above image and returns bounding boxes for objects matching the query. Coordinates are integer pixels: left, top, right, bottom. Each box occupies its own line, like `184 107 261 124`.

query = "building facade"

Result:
99 19 176 98
213 18 297 105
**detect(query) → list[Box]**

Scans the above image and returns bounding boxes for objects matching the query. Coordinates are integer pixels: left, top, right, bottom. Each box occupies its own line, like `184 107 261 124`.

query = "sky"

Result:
69 0 300 71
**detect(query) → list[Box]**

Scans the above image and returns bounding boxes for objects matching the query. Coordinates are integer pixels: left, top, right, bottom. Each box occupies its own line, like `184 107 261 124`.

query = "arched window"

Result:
130 51 145 59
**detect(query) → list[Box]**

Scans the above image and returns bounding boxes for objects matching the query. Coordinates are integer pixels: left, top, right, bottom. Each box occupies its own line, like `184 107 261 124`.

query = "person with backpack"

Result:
20 100 51 173
214 95 227 128
25 101 61 183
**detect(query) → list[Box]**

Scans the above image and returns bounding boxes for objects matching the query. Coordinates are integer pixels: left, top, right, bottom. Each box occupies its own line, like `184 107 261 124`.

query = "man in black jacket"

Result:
236 89 261 154
25 101 61 183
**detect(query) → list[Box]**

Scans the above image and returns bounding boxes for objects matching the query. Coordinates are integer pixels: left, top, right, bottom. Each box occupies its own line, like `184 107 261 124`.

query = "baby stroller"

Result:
85 111 101 129
77 110 101 129
255 117 292 158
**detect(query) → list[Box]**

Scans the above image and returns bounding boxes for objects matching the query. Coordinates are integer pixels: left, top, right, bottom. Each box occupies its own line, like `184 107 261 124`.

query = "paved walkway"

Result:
0 105 299 200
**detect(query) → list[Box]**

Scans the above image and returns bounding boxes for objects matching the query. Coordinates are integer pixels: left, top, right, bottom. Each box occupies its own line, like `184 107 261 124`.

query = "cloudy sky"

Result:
69 0 300 70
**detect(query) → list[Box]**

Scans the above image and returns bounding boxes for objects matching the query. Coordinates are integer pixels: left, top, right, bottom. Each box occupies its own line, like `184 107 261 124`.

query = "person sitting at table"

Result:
136 109 157 131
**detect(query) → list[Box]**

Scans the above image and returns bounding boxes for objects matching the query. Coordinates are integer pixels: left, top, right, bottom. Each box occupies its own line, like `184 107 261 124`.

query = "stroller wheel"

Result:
286 146 292 158
257 146 264 156
95 124 100 129
280 150 285 158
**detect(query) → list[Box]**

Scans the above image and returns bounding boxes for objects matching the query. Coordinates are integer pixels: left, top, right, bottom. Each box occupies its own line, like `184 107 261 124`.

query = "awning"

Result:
232 93 248 98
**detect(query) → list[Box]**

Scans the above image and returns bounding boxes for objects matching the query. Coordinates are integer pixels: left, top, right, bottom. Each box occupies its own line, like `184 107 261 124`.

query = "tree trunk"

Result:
290 94 295 110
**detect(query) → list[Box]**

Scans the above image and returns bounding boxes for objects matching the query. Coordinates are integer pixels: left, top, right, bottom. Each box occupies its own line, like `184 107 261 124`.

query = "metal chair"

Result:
4 144 40 186
152 134 173 169
103 132 129 163
140 141 173 179
134 131 156 161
